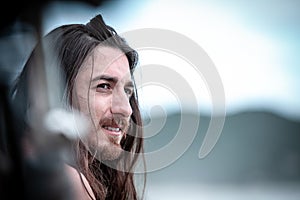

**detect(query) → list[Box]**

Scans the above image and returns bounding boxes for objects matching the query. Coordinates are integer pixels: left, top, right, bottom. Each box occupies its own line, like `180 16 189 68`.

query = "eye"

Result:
124 87 133 97
96 83 111 92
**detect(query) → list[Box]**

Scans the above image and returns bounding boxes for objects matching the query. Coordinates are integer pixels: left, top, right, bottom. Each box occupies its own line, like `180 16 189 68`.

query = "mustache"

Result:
99 116 130 134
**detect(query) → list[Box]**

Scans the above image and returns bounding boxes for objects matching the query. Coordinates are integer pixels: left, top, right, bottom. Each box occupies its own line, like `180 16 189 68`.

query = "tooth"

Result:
106 127 120 132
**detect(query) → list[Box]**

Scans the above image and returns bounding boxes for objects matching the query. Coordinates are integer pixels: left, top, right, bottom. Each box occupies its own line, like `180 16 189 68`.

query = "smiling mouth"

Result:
100 117 129 139
102 125 122 136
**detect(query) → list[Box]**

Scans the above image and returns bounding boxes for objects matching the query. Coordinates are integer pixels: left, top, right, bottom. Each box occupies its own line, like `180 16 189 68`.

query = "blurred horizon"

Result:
142 109 300 200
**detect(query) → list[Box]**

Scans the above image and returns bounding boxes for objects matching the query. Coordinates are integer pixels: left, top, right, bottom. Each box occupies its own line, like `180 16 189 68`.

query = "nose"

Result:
111 89 132 117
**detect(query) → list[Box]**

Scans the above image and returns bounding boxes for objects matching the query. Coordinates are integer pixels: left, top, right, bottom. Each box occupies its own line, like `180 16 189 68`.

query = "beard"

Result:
85 133 124 161
98 139 123 161
82 115 130 163
96 116 129 161
87 127 128 162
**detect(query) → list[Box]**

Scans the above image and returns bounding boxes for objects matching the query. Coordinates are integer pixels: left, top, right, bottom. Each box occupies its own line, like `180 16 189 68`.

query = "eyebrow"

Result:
92 74 134 87
92 75 117 83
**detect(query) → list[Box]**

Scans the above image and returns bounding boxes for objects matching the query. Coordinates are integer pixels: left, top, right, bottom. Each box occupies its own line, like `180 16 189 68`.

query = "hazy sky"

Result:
41 0 300 120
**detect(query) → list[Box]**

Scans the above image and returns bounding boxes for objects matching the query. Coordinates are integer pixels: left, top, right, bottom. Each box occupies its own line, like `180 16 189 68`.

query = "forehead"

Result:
79 45 131 80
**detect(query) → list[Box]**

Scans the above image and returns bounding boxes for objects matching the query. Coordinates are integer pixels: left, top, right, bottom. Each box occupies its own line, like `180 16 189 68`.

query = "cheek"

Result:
72 89 90 115
90 94 111 118
72 77 90 113
73 85 111 123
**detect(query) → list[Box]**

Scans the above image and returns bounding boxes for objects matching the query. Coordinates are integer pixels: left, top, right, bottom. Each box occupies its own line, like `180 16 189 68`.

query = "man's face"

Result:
73 46 133 160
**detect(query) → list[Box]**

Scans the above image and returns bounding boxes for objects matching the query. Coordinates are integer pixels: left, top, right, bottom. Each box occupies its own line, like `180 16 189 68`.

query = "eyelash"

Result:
96 83 133 98
97 83 111 91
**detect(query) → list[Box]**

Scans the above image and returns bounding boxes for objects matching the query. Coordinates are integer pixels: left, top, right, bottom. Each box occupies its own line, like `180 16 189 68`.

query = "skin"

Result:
73 45 134 161
66 46 135 200
65 164 96 200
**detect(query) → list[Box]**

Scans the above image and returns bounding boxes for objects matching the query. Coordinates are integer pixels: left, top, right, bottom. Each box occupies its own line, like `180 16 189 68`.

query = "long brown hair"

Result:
11 14 146 200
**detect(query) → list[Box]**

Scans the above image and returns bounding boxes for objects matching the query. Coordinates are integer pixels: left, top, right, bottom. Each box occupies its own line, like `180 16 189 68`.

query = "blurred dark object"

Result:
0 68 23 199
0 0 111 35
0 0 109 199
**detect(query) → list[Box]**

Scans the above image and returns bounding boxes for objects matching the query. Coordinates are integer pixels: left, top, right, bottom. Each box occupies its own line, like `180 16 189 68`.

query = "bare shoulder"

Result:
64 164 96 200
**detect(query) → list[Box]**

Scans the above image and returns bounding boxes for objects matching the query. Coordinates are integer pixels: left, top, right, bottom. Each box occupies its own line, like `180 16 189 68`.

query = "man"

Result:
10 14 145 200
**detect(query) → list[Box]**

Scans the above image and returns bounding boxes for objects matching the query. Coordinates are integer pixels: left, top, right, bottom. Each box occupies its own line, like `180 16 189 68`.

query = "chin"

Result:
96 142 123 161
